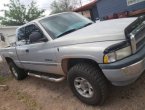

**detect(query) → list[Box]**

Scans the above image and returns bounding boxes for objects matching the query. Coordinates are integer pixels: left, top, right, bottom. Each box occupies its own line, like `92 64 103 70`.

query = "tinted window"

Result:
17 27 25 41
17 24 44 43
26 25 44 43
25 25 41 37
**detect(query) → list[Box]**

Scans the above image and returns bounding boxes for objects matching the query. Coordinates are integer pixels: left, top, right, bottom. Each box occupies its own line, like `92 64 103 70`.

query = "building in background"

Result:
74 0 145 21
74 0 98 21
0 26 18 46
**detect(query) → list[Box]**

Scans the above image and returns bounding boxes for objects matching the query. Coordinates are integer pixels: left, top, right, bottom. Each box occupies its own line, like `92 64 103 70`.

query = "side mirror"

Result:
0 33 5 42
29 31 48 43
40 37 48 42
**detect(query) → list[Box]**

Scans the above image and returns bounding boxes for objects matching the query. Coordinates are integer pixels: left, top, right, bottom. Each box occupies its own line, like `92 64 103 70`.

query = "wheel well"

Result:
5 57 13 64
61 58 101 75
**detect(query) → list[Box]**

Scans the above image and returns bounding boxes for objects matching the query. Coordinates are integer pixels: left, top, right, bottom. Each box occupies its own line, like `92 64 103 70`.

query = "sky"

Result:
0 0 92 16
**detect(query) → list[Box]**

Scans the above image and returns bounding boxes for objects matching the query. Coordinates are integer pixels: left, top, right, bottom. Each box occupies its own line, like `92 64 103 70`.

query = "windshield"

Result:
39 12 93 39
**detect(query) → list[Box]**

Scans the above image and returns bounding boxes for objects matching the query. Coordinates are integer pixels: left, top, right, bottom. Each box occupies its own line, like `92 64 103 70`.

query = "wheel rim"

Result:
74 77 94 98
11 67 18 77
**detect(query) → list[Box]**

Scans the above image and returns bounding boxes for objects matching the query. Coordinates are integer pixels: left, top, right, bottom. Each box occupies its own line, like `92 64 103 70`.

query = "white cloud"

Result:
20 0 33 6
36 0 53 9
44 9 51 16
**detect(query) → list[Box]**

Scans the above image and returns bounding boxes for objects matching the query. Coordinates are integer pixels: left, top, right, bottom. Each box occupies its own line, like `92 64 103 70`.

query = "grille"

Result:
134 26 145 51
125 16 145 53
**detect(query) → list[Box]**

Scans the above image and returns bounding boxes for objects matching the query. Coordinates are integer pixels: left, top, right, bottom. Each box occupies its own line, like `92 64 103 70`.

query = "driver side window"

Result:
25 24 45 44
17 24 47 45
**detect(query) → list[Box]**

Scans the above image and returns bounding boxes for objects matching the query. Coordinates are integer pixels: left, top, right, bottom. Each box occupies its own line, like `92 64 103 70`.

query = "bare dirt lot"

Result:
1 62 145 110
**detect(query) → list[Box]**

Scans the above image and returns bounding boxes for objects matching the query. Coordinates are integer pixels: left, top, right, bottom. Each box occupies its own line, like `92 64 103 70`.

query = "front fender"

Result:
57 41 123 64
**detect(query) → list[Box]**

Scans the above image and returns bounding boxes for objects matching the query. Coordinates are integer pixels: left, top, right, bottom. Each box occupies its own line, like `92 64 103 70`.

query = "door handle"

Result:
25 49 29 53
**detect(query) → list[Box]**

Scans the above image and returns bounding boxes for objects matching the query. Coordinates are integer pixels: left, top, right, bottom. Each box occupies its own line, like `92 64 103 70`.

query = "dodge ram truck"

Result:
0 12 145 105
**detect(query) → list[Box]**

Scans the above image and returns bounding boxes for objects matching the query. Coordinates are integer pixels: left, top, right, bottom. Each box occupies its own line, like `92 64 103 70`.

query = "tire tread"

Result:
68 63 108 105
9 62 27 80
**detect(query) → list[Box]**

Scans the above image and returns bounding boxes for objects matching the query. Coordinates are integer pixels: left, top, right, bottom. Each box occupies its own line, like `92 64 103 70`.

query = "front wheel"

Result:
8 61 28 80
68 63 108 105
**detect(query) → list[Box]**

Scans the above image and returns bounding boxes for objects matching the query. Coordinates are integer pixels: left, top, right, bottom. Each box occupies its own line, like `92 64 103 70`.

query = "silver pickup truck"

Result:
0 12 145 105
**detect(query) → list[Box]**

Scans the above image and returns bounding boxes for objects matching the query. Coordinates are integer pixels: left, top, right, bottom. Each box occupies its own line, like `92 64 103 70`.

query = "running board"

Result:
28 73 65 82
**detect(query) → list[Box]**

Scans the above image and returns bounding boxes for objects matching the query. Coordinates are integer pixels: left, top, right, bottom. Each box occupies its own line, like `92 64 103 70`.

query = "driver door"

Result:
16 24 58 73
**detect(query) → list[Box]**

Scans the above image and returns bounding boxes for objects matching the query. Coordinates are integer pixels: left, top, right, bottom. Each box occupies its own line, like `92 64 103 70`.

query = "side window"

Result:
17 24 47 45
17 27 26 41
25 24 45 44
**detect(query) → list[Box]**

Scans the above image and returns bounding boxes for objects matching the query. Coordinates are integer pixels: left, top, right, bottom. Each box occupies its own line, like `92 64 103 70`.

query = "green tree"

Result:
50 0 78 14
0 0 44 26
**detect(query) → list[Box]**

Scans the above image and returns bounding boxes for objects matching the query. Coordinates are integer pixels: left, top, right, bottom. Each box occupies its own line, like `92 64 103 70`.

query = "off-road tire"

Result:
8 61 28 80
68 63 108 105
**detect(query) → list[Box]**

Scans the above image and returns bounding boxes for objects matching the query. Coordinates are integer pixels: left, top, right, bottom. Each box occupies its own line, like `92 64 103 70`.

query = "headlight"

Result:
103 41 132 64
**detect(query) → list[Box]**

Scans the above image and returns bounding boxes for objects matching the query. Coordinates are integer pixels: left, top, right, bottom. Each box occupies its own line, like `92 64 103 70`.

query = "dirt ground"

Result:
1 62 145 110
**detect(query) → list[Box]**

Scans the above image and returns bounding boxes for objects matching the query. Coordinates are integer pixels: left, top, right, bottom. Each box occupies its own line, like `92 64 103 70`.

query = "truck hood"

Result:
53 18 137 46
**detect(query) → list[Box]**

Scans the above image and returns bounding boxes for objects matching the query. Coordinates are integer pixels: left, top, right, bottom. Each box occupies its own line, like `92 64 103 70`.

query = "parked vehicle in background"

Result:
0 12 145 105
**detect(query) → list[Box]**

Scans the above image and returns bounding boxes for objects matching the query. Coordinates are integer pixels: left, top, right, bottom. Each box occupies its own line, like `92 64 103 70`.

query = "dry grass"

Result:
0 62 11 84
0 76 5 84
15 91 42 110
0 62 42 110
1 60 145 110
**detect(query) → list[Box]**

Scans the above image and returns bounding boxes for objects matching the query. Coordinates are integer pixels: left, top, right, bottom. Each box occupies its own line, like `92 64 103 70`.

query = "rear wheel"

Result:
8 61 28 80
68 63 108 105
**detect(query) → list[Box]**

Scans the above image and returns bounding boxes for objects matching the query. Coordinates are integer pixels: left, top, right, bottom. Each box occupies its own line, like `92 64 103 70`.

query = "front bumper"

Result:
100 46 145 86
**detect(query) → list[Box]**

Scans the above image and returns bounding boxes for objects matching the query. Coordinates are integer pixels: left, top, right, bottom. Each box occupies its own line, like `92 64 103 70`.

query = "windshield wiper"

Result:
57 23 93 38
81 22 93 28
57 28 76 38
76 22 93 30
